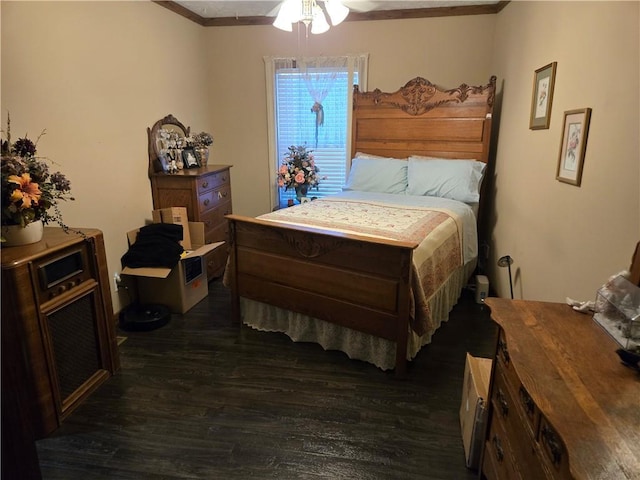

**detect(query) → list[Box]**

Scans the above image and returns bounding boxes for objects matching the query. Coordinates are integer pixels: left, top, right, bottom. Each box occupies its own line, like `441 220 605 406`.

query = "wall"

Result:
2 2 497 314
205 15 497 217
1 1 210 312
4 1 636 312
487 1 640 302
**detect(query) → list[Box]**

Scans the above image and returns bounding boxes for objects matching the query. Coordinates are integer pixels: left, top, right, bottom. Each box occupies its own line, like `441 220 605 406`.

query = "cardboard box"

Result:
459 353 493 470
152 207 192 249
122 218 224 314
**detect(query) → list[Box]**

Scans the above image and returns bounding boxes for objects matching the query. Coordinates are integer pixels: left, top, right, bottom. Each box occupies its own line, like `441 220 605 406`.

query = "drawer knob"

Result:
498 339 510 365
519 386 535 416
497 388 509 417
204 199 210 206
202 181 209 188
541 425 563 466
492 435 504 463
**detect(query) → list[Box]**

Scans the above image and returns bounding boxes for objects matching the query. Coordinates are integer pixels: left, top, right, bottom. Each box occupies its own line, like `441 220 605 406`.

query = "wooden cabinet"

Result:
150 164 232 279
481 298 640 480
1 228 119 440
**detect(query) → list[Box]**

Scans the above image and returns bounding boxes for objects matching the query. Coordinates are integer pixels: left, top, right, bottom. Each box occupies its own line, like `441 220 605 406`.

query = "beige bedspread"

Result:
258 196 464 336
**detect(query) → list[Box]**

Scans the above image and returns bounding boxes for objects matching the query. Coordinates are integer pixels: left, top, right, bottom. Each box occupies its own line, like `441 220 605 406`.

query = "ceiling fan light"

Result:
273 0 301 31
273 16 293 31
325 0 349 26
310 4 330 34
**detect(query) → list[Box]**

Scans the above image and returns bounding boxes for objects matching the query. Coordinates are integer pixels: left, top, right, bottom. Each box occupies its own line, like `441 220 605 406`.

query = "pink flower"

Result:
294 172 305 184
279 164 288 174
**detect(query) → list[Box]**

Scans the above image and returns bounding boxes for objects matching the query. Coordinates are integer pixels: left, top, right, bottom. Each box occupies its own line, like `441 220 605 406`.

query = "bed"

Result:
225 76 496 375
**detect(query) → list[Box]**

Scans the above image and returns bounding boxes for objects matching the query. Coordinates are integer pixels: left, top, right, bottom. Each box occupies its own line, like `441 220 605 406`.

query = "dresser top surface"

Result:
150 164 231 178
1 228 101 268
485 298 640 480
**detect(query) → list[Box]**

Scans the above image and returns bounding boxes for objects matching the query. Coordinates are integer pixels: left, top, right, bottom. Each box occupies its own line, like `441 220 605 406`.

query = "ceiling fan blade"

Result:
267 0 381 19
267 3 282 17
342 0 380 12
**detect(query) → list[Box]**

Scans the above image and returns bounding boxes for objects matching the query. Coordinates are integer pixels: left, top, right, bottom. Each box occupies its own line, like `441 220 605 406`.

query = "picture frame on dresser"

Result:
182 148 200 169
530 62 557 130
556 108 592 186
157 152 171 173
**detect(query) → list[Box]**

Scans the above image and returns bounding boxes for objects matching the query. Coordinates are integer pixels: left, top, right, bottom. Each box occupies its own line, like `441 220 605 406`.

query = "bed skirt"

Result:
240 260 476 371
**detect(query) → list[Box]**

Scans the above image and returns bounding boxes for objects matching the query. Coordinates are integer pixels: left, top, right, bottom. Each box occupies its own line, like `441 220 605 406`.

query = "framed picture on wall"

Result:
529 62 557 130
556 108 592 186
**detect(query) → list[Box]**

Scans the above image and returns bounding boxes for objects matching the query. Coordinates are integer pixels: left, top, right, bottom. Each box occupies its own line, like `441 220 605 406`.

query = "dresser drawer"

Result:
206 222 229 246
496 330 521 391
483 411 522 480
204 244 228 279
492 371 549 480
196 170 230 195
494 360 538 439
200 202 232 233
539 416 572 480
198 184 231 214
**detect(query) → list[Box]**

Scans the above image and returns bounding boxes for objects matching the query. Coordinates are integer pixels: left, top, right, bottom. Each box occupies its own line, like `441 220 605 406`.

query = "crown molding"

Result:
152 1 510 27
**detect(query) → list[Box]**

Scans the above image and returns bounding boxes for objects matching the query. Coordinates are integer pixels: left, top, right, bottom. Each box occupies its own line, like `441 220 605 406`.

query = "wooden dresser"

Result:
481 298 640 480
150 164 232 279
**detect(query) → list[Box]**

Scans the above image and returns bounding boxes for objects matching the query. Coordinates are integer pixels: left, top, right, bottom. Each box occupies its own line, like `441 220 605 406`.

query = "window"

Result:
265 55 368 209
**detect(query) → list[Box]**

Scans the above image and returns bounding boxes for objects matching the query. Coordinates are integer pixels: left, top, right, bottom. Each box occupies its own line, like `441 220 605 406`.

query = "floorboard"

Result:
36 279 498 479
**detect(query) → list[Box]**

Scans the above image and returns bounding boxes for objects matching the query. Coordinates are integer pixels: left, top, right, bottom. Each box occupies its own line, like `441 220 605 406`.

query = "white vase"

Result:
2 220 44 247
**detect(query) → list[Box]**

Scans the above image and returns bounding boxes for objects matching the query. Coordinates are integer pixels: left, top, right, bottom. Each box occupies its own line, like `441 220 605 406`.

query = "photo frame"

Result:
530 62 557 130
181 148 200 169
556 108 592 186
157 152 170 173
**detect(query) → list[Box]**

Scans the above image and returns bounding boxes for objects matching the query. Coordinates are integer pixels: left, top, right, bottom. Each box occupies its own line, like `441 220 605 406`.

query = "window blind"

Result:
265 54 368 209
275 69 354 205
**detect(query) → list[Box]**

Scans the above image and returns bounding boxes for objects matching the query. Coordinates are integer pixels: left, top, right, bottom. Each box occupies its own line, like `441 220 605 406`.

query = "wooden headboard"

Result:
351 76 496 163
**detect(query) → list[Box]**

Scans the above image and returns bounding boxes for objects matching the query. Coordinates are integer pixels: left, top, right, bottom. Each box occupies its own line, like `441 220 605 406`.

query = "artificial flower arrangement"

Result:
277 145 321 195
1 114 75 237
158 128 190 150
193 131 213 148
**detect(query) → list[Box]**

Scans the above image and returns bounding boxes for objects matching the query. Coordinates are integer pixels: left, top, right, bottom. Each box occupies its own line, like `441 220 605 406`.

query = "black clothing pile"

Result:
121 223 184 269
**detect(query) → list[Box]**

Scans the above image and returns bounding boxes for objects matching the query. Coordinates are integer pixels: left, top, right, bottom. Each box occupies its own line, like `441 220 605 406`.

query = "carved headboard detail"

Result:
351 76 496 163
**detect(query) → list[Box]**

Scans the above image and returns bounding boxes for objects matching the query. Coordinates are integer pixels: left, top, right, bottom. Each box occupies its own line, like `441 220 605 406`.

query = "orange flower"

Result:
8 173 42 209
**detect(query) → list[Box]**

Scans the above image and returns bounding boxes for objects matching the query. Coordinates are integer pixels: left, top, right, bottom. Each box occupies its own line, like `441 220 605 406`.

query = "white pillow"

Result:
407 157 486 203
343 156 408 194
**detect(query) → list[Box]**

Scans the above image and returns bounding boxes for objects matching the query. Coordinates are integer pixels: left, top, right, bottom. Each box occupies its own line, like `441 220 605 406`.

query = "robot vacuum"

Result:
119 303 171 332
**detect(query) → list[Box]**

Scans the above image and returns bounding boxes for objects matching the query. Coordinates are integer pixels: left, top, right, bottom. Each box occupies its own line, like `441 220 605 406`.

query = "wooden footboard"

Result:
226 214 418 376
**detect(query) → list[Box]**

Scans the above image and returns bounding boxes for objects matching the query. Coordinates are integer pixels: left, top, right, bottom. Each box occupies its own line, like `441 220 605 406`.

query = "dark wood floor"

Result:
36 279 498 480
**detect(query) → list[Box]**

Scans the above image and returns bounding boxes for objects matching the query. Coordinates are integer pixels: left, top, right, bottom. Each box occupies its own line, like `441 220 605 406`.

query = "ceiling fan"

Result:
272 0 350 34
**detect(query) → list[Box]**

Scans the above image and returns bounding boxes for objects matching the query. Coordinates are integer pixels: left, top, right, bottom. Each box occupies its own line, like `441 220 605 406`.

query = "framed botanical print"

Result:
556 108 592 186
530 62 557 130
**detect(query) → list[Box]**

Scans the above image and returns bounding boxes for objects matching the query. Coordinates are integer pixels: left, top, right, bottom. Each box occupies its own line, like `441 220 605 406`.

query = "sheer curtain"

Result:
264 54 368 209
